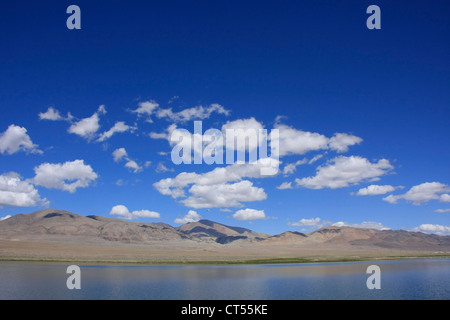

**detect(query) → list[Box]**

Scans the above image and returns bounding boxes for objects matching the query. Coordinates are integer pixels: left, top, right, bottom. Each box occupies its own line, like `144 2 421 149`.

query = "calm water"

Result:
0 259 449 300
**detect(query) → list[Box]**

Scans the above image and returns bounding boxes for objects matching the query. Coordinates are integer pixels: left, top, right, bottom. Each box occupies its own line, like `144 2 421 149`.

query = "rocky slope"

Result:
1 209 450 251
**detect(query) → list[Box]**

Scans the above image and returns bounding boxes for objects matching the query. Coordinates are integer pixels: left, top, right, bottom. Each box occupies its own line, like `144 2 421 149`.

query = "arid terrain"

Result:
0 209 449 263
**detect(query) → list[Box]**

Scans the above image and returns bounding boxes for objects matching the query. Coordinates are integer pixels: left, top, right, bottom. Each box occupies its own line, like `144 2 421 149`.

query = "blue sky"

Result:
0 0 449 235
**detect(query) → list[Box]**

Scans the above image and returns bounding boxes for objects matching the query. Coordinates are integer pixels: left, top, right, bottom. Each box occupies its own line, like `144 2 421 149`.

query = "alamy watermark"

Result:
366 265 381 290
170 121 279 176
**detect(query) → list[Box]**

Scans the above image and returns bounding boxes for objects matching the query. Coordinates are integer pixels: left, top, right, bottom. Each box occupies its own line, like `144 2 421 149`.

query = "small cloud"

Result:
68 105 106 141
411 224 450 236
0 125 43 155
97 121 135 142
332 221 390 231
277 182 293 190
282 158 307 176
38 107 73 122
288 217 331 228
156 162 174 173
112 148 128 162
434 209 450 213
0 215 12 221
110 205 160 220
355 185 400 196
233 208 266 221
174 210 201 224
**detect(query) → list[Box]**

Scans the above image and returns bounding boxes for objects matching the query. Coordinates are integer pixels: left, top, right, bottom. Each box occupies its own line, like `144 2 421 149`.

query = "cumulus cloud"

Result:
273 124 329 157
132 100 159 118
97 121 135 142
288 217 331 228
112 148 128 162
182 180 267 209
221 117 265 152
328 133 363 153
412 224 450 236
277 182 293 190
296 156 393 189
68 105 106 140
124 160 143 173
153 158 278 208
38 107 73 122
112 148 144 173
174 210 201 224
383 182 450 205
233 208 266 221
0 125 42 155
110 204 160 220
32 160 98 193
332 221 391 230
0 172 48 207
272 123 362 157
355 185 400 196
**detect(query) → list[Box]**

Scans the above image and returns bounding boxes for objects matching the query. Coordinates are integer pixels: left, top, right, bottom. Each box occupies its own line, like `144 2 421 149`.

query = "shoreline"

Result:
1 254 450 266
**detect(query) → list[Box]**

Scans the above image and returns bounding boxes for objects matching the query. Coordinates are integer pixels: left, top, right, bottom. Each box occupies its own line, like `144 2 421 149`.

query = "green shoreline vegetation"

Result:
1 254 449 266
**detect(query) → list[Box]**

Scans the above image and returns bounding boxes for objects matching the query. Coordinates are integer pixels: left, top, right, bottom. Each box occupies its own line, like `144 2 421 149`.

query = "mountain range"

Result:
0 209 449 262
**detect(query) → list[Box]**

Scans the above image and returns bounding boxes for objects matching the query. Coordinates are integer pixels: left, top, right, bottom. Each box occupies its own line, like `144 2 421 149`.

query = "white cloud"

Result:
97 121 135 142
383 182 450 205
0 172 48 207
112 148 144 173
0 215 12 221
328 133 363 153
356 185 399 196
156 162 174 173
440 194 450 202
272 121 362 157
221 117 264 151
132 100 159 114
288 217 330 228
233 208 266 221
0 125 42 155
332 221 391 230
434 209 450 213
308 154 323 164
277 182 293 190
174 210 201 224
110 204 160 220
38 107 64 121
38 107 73 122
282 158 307 176
273 124 329 157
153 158 278 205
112 148 128 162
124 160 143 173
32 160 98 193
296 156 393 189
412 224 450 236
157 103 230 123
68 105 106 140
182 180 267 209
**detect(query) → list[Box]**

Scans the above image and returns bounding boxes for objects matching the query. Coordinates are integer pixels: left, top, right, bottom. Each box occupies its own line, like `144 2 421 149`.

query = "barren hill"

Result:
0 209 449 262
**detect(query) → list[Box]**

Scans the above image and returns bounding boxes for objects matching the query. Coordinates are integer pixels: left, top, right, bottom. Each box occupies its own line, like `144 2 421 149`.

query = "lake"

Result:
0 259 449 300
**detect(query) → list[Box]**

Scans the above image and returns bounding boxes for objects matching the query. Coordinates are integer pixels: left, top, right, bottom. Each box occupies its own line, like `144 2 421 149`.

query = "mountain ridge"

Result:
1 209 449 259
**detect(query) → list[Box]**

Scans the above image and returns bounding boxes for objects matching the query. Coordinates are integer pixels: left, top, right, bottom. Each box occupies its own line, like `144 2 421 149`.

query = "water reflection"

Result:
0 259 448 300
